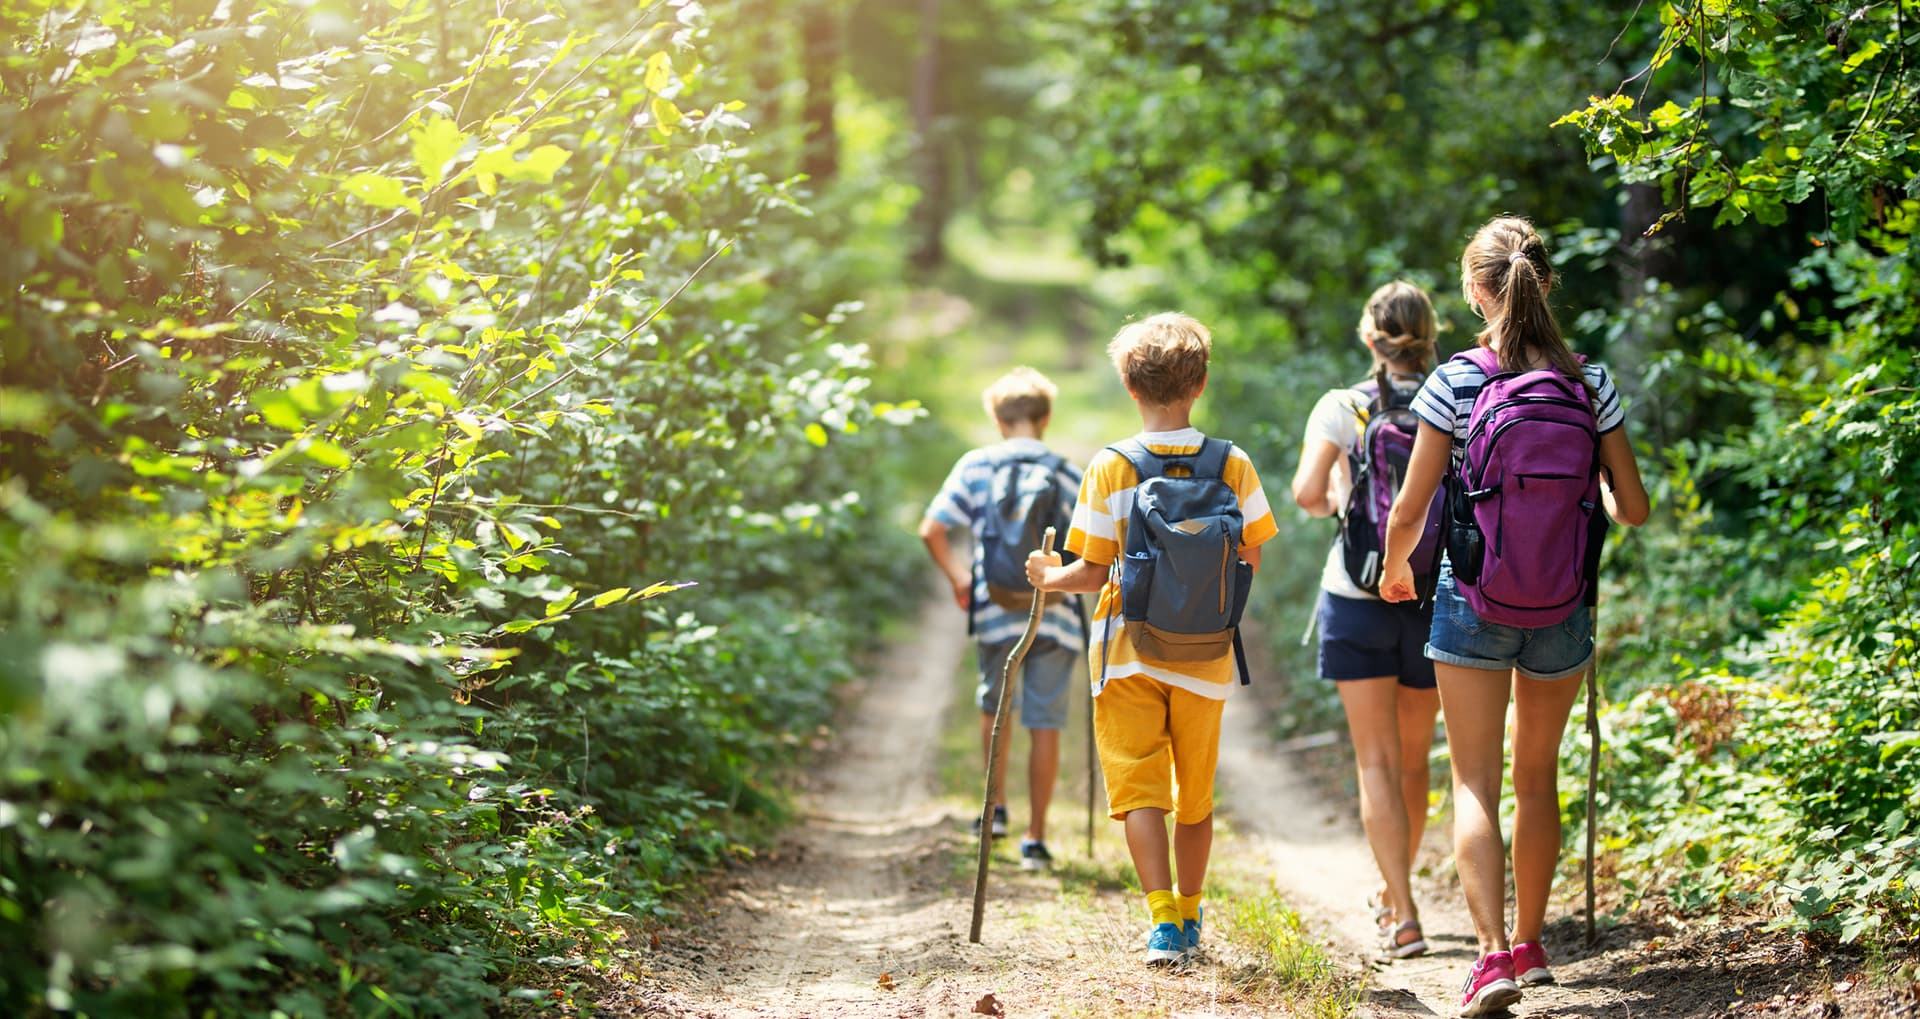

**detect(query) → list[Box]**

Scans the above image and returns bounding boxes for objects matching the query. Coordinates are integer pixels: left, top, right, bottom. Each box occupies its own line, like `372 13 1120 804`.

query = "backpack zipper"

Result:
1219 535 1229 615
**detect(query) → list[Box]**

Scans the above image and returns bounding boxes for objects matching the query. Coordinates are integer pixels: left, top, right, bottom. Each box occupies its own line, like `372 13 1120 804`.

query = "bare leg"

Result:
1336 678 1418 926
1510 668 1585 945
1172 814 1212 897
1124 807 1173 892
1398 686 1441 866
1027 728 1060 842
1435 661 1515 956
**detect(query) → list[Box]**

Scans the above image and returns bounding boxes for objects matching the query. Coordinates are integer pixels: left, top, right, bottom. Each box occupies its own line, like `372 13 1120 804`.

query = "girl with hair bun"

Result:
1290 280 1444 962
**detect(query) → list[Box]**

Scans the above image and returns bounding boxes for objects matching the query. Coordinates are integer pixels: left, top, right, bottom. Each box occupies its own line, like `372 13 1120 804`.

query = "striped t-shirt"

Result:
1410 356 1625 465
925 438 1087 650
1065 429 1279 700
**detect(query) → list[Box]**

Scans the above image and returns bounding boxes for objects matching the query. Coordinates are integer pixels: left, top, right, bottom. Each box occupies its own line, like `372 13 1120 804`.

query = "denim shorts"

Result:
978 638 1078 730
1426 569 1594 680
1317 591 1436 689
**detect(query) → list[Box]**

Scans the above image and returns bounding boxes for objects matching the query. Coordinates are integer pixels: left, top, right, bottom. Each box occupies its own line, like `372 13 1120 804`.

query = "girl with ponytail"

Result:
1290 281 1443 962
1378 217 1650 1017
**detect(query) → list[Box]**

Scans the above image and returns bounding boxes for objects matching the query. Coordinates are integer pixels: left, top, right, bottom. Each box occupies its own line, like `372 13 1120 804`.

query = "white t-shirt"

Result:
1300 388 1374 601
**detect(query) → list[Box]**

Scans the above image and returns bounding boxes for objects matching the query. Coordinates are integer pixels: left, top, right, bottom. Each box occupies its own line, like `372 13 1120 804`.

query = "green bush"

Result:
0 1 922 1014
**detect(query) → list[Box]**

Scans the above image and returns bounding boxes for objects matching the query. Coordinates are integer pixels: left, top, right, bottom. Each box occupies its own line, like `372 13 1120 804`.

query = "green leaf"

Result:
340 172 420 213
302 439 352 469
1842 38 1883 74
254 391 305 431
804 422 828 447
474 144 572 184
629 581 697 601
411 116 467 191
644 51 674 93
591 587 630 608
650 97 684 134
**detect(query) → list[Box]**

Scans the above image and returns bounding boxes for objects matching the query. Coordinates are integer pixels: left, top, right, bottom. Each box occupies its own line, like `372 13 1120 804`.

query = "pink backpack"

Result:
1444 347 1609 627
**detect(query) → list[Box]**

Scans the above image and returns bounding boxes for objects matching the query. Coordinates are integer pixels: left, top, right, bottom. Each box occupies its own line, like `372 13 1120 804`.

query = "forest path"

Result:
623 586 1863 1019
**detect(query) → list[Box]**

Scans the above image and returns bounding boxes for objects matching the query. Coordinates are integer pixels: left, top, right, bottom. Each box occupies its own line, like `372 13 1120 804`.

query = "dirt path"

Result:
623 594 1908 1019
631 582 972 1019
629 586 1349 1018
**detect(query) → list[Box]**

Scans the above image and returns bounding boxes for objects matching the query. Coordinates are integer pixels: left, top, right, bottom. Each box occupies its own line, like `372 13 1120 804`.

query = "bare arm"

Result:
1290 439 1343 518
1025 552 1110 594
917 516 972 610
1377 422 1451 602
1598 427 1650 526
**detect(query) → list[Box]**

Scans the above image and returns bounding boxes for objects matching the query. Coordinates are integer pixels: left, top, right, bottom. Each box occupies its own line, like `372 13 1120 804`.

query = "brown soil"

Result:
603 588 1920 1018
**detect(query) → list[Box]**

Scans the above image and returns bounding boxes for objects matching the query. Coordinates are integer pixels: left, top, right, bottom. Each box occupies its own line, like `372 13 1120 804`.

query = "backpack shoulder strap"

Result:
1455 346 1499 375
1106 439 1163 483
1190 437 1233 480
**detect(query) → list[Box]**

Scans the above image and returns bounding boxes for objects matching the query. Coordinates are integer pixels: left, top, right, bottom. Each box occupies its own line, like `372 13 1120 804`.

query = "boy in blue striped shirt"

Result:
919 367 1085 870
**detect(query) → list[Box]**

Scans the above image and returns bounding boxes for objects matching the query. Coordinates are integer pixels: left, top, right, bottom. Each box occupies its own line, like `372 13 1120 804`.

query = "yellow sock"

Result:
1177 890 1204 923
1146 889 1180 927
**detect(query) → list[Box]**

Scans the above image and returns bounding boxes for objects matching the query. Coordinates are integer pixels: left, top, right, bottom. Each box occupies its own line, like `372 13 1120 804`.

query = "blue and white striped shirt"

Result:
1411 357 1625 466
926 438 1087 649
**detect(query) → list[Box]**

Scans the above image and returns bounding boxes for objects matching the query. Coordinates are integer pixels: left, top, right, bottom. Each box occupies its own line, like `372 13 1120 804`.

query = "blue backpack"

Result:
1103 438 1254 685
974 451 1076 626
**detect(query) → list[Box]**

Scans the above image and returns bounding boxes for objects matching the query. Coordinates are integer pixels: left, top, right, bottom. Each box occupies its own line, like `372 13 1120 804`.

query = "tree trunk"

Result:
908 0 947 273
800 2 839 184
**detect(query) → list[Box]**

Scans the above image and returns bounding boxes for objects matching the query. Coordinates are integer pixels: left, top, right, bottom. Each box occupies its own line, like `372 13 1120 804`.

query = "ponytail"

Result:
1461 217 1592 395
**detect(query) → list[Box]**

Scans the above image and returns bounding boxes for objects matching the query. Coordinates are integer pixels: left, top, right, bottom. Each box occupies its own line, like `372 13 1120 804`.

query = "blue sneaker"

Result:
1183 906 1203 959
1146 922 1186 965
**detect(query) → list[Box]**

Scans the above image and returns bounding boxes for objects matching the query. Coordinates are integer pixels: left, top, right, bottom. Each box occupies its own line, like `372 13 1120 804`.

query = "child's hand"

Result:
948 574 970 610
1025 551 1062 591
1378 559 1415 603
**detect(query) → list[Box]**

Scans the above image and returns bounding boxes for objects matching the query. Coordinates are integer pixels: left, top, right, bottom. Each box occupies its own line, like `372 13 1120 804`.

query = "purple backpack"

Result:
1445 347 1607 627
1338 376 1444 595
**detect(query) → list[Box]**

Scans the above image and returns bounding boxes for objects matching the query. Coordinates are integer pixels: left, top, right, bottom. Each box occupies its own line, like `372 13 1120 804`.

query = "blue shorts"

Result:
978 639 1078 730
1425 570 1594 680
1317 591 1436 689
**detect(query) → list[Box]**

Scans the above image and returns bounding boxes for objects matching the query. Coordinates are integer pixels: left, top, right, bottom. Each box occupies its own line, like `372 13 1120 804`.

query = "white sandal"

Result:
1380 919 1428 960
1365 891 1393 927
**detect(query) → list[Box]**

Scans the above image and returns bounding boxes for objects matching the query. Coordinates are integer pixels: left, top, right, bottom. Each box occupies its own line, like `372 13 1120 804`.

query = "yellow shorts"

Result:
1094 675 1224 825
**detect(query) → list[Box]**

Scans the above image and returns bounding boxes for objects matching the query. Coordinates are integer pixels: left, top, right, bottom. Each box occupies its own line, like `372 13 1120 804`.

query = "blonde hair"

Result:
1460 216 1588 389
1107 312 1211 406
981 366 1058 426
1357 281 1437 376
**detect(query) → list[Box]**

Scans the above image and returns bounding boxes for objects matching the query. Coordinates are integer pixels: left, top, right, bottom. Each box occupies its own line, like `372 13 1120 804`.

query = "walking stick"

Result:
970 527 1056 944
1582 508 1612 950
1584 625 1600 949
1086 663 1097 859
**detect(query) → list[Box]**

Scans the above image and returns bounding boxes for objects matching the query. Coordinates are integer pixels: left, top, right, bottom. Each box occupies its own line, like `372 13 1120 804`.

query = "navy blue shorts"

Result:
1317 591 1437 689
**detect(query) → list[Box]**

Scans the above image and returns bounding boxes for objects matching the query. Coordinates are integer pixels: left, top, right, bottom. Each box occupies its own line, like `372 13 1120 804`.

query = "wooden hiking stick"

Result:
1085 669 1097 859
1585 622 1601 949
970 527 1056 944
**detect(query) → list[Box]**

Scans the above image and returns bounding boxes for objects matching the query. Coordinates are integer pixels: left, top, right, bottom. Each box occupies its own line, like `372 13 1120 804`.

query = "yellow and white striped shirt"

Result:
1065 428 1279 700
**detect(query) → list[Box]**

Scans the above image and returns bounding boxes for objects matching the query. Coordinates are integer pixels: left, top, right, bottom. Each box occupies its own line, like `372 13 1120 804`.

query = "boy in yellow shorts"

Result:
1026 312 1278 964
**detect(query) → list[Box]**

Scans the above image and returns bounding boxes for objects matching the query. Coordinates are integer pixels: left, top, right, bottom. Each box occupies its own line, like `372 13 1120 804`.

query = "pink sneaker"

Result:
1512 941 1555 985
1459 951 1523 1017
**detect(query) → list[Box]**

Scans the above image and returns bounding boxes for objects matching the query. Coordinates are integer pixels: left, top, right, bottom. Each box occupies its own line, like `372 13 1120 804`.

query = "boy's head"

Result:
1107 312 1211 407
982 366 1057 434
